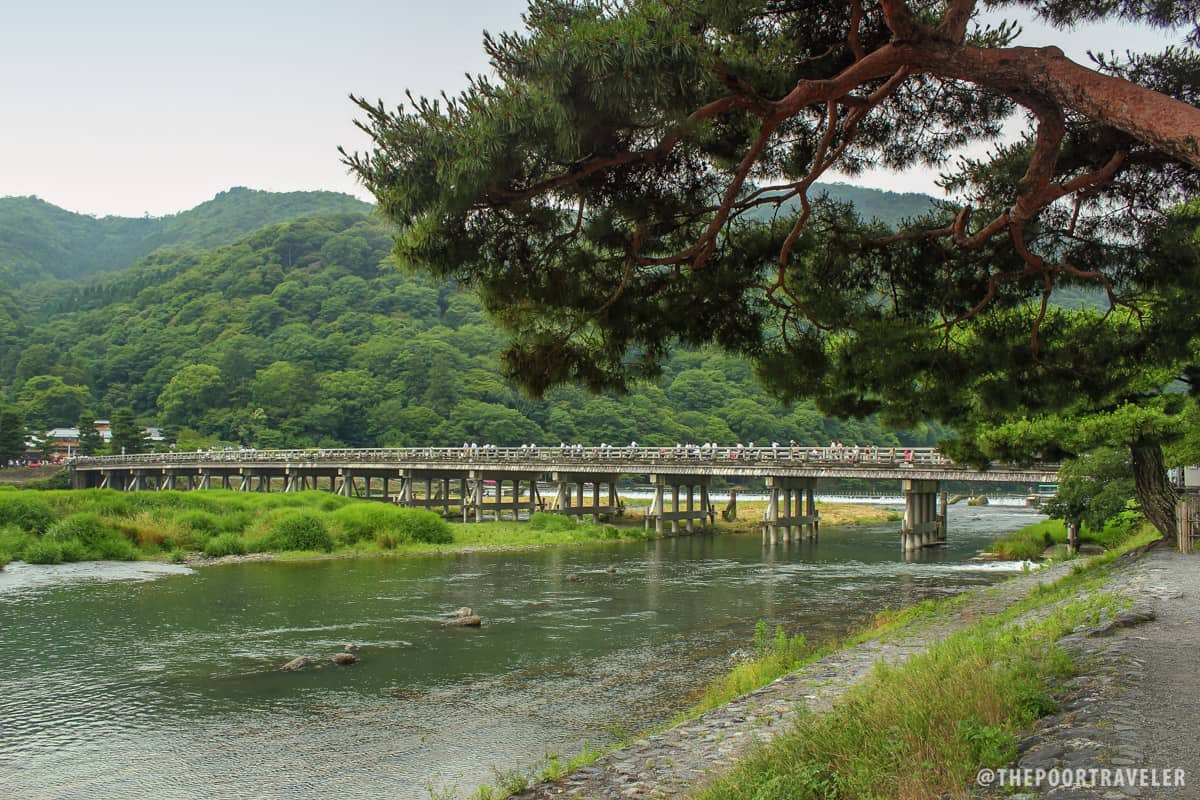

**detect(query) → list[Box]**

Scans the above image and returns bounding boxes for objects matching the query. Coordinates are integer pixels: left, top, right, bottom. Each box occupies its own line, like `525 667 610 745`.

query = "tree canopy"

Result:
344 0 1200 535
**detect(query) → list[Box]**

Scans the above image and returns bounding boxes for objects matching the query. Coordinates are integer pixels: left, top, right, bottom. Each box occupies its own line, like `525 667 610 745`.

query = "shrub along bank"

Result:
0 487 454 564
0 487 655 566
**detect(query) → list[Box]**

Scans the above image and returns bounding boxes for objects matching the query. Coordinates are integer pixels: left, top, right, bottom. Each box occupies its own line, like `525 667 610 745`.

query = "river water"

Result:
0 504 1040 799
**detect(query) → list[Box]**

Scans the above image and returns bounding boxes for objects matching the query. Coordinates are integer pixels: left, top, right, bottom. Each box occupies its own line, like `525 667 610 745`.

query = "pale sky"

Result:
0 1 1185 218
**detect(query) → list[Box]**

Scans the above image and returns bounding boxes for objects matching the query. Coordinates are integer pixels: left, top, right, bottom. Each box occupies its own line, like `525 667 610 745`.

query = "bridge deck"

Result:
70 446 1059 484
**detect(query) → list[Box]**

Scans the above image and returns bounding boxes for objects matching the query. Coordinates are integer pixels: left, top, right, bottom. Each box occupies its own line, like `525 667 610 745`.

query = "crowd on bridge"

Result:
456 440 928 465
70 442 950 468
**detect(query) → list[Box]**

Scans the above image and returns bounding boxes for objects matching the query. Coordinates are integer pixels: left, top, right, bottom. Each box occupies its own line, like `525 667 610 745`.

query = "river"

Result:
0 503 1040 799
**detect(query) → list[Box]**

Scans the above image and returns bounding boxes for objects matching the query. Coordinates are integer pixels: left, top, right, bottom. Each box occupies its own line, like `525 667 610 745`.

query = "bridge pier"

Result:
644 474 711 535
762 477 818 545
902 480 946 551
551 472 619 522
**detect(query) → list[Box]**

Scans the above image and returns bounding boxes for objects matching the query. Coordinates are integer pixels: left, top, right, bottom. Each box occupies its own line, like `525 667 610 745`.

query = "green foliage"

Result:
203 533 247 558
1042 448 1136 532
44 513 138 560
0 407 25 463
329 503 453 545
992 514 1146 559
0 524 34 561
688 621 816 716
16 375 92 428
697 596 1102 800
77 413 103 456
175 510 222 537
2 195 941 452
0 492 58 534
395 508 453 544
23 538 64 564
259 511 334 552
528 512 578 532
991 520 1060 560
109 407 147 455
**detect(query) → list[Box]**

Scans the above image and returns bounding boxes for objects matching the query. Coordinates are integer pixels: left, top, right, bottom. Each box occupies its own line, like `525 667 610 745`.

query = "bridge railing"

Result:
66 445 1052 473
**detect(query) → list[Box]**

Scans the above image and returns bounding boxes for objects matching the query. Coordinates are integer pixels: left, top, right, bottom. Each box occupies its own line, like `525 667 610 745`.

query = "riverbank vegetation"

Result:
694 527 1158 800
685 621 824 718
0 484 897 567
0 487 660 565
990 509 1146 561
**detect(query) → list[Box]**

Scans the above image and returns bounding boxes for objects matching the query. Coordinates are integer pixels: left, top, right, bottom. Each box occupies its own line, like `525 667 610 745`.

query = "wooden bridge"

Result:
68 446 1058 552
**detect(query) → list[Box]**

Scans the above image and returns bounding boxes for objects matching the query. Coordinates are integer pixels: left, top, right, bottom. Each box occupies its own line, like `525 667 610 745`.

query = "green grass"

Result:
683 621 826 718
991 511 1147 560
693 523 1157 800
696 599 1101 800
991 519 1064 560
0 487 658 564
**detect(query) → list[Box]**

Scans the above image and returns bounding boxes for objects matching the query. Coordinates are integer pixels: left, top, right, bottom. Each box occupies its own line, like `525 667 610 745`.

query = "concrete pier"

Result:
644 474 712 535
901 479 945 552
550 472 620 522
762 476 818 545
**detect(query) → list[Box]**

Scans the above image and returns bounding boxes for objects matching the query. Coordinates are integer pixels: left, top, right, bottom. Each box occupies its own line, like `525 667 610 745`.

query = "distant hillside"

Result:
740 182 940 229
0 211 945 449
815 182 940 227
0 187 374 286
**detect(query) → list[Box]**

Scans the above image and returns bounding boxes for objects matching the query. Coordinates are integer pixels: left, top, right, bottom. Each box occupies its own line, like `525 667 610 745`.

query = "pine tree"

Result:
344 0 1200 537
109 407 146 455
77 413 103 456
0 407 25 465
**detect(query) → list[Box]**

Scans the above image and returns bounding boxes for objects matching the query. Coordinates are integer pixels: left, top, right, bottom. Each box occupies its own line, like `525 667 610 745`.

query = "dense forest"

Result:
0 188 949 451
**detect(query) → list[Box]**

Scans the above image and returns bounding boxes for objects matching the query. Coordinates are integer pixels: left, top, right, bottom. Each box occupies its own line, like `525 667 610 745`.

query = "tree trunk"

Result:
1130 437 1177 542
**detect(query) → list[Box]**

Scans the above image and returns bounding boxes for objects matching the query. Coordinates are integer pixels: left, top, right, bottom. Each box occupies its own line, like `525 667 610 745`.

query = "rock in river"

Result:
442 615 482 628
331 653 358 666
280 656 320 672
451 606 473 617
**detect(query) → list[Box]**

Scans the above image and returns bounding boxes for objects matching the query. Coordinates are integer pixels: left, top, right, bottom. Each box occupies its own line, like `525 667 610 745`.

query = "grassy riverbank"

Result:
694 526 1159 800
989 510 1143 560
0 486 894 568
0 487 634 565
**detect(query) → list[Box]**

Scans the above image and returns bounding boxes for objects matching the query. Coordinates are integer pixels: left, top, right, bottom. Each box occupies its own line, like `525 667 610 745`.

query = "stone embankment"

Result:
509 560 1080 800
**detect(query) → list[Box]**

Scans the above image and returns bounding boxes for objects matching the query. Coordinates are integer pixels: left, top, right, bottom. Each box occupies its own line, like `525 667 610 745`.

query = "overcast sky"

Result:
0 1 1184 218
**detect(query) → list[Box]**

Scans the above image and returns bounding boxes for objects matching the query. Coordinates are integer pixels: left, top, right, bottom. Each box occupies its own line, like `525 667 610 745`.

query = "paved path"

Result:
508 560 1077 800
1001 547 1200 799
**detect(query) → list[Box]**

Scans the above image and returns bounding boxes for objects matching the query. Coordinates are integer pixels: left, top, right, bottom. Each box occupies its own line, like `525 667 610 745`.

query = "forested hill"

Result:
1 211 946 450
815 183 938 226
0 187 373 286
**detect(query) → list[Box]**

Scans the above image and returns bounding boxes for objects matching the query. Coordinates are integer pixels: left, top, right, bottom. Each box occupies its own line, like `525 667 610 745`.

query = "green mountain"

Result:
815 182 939 227
0 210 946 450
0 187 373 287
